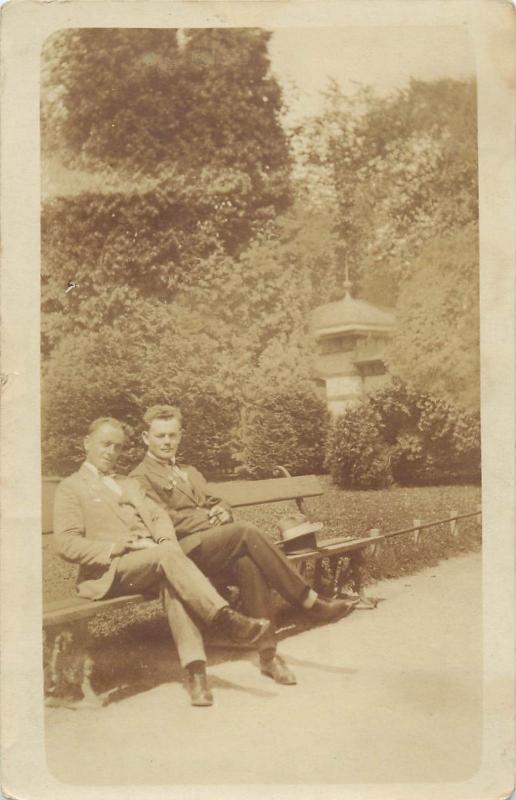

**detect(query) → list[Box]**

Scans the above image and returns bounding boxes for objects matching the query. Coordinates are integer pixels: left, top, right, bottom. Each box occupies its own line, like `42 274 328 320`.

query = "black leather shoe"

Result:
306 596 358 623
260 654 297 685
185 671 213 707
213 607 271 645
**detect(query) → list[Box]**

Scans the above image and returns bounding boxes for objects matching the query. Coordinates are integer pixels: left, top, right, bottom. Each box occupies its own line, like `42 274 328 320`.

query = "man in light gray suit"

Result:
53 416 270 706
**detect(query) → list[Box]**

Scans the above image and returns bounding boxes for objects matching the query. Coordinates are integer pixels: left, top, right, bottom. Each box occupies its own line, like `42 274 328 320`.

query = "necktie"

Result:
169 461 189 484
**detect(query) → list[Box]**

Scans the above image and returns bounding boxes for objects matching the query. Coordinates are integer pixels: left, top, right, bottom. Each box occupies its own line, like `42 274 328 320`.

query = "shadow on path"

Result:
285 655 357 676
83 606 359 706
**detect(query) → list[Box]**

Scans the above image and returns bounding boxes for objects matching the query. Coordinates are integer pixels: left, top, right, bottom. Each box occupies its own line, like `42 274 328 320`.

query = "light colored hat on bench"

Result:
277 513 323 553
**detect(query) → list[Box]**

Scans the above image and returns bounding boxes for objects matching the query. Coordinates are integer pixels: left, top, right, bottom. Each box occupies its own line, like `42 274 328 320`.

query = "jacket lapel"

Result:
143 454 198 503
115 476 156 534
178 464 207 505
78 463 131 527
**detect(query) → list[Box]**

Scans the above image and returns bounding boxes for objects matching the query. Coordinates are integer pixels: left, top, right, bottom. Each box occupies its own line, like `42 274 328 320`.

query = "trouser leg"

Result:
110 543 226 667
159 582 207 668
234 555 277 653
155 541 226 624
193 523 311 608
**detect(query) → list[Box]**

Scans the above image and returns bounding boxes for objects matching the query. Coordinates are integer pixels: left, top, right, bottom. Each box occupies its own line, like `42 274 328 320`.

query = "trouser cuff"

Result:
205 600 229 627
301 588 318 609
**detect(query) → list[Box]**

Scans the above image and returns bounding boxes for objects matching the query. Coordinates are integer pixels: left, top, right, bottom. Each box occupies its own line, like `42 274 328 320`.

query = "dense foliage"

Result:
325 406 393 489
301 78 478 301
42 28 290 178
298 78 479 408
237 381 330 477
42 310 240 477
41 28 292 355
368 380 481 485
325 380 480 489
385 226 480 409
41 171 283 353
40 27 480 477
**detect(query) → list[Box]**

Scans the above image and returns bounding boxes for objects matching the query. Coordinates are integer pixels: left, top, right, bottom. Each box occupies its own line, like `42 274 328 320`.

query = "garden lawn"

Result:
42 478 481 640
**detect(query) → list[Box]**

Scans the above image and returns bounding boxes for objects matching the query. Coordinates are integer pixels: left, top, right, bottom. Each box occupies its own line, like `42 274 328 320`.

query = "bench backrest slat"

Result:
207 475 322 508
42 474 323 534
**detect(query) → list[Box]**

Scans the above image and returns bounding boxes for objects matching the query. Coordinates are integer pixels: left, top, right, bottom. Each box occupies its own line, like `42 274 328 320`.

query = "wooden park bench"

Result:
42 468 481 708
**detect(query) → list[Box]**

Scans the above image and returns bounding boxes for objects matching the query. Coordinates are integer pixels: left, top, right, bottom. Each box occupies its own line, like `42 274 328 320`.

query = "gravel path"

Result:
45 551 482 786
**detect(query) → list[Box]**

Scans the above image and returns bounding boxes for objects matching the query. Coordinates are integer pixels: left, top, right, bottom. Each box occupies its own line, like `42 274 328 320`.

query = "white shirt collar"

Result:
84 461 117 479
84 460 121 495
84 460 99 476
147 450 176 466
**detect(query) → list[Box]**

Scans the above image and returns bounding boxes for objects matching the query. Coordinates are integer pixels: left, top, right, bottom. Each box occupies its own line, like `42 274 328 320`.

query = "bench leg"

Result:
337 552 379 609
313 558 336 598
44 621 105 709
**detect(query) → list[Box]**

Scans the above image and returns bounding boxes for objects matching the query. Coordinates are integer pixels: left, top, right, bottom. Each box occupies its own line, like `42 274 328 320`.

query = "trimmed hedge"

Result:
325 407 392 489
42 324 239 478
237 382 330 477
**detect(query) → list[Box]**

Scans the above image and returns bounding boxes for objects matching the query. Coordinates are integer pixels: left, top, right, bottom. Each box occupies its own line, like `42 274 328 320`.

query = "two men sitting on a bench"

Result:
54 407 356 707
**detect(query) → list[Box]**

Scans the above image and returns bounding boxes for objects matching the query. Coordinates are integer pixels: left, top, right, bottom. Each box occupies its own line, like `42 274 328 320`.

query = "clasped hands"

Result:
110 532 158 557
207 504 232 526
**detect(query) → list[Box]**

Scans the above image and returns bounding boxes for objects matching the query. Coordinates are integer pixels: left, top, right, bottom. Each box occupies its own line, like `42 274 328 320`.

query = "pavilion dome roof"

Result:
312 286 396 338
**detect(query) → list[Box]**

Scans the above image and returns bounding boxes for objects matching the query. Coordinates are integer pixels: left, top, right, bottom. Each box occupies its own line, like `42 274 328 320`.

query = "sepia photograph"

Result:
1 2 514 798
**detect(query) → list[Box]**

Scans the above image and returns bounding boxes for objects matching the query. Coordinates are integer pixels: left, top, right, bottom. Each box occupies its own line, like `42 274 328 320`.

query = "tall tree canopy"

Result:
385 225 480 409
41 28 292 353
41 43 481 474
300 78 478 305
297 77 479 407
42 27 290 178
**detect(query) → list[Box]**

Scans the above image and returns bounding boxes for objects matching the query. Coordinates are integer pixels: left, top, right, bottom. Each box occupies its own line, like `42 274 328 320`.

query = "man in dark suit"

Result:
131 405 357 687
54 416 270 707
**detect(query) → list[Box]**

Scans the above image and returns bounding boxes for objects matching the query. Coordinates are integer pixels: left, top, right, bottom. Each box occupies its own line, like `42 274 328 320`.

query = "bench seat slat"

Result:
207 475 323 508
44 593 149 625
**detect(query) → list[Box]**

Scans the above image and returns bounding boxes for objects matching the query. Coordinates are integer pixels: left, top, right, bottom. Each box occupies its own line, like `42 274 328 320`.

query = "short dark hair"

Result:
143 405 182 429
87 417 126 436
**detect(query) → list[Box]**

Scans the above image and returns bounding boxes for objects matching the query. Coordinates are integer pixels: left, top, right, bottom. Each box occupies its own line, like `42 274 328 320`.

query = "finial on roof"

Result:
343 260 353 297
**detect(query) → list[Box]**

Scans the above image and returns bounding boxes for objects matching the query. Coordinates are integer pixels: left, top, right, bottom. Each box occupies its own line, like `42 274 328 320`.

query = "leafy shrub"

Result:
237 381 330 477
325 406 393 489
325 379 480 489
42 321 239 478
369 379 481 485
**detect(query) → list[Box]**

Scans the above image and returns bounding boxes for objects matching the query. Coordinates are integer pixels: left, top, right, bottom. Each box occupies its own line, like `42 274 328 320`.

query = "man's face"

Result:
84 423 125 474
143 417 182 462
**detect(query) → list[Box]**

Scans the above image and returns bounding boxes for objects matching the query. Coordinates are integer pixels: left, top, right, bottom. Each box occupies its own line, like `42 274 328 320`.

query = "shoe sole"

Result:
309 603 358 624
186 680 214 706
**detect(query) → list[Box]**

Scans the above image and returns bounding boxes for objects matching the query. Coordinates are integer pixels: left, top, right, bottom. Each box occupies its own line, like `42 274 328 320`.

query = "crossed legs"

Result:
190 522 312 658
109 540 225 667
